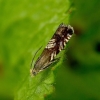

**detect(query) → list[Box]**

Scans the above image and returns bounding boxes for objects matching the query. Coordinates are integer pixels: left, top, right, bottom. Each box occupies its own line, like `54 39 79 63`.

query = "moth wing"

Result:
34 49 52 71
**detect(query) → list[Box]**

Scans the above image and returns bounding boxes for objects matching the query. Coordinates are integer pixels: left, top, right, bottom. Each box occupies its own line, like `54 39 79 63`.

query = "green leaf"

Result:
2 0 71 100
15 71 55 100
15 0 69 100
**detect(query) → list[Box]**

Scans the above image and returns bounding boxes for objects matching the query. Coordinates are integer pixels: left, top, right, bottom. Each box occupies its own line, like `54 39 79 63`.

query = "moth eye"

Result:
67 28 73 35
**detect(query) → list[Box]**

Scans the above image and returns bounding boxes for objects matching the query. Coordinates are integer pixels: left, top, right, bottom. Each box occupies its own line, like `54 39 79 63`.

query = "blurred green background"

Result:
0 0 100 100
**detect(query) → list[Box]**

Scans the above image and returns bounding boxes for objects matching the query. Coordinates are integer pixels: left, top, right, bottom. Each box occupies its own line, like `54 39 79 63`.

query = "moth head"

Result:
57 24 74 36
30 69 38 77
67 25 74 35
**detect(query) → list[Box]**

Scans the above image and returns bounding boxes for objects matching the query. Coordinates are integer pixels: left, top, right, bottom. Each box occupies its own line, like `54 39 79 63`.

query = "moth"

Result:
30 23 74 76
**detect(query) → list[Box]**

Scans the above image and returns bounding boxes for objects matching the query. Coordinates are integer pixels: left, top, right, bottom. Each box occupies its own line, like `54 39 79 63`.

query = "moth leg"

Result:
52 57 60 62
41 57 60 70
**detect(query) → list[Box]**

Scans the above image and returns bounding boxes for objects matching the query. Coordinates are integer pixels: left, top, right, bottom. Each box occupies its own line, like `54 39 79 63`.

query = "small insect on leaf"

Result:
30 23 74 77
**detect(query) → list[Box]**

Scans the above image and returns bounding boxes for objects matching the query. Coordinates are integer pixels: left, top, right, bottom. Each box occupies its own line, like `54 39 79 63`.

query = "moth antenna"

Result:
30 46 42 69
